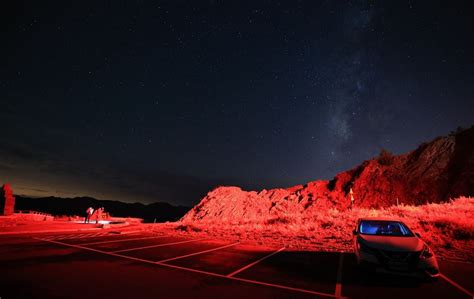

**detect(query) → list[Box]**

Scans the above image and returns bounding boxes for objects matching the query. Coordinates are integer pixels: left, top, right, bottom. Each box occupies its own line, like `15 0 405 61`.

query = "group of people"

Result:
84 206 105 224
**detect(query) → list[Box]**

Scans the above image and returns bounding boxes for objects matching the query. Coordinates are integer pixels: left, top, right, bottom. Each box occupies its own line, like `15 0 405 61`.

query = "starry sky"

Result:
1 1 473 206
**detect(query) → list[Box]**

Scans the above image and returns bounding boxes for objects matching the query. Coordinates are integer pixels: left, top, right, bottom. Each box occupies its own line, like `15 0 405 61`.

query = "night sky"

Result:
1 1 473 205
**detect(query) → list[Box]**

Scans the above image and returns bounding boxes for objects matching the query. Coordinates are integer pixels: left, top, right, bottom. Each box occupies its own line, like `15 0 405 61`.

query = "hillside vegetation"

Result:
178 197 474 262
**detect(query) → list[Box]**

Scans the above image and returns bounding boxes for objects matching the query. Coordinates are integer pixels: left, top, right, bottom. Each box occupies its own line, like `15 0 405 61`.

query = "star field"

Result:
1 1 473 205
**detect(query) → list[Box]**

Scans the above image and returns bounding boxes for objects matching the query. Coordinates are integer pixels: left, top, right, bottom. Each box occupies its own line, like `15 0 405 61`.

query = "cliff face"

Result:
182 127 474 223
333 126 474 207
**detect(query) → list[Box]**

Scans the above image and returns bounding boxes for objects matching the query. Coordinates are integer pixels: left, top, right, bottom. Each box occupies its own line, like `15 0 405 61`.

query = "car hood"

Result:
358 235 424 252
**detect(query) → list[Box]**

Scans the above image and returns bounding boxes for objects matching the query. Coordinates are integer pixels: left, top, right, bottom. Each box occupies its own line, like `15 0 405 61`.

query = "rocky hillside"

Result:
182 126 474 223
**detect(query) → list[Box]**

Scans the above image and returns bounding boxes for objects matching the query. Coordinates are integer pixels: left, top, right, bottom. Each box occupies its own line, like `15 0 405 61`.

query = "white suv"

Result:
353 218 440 279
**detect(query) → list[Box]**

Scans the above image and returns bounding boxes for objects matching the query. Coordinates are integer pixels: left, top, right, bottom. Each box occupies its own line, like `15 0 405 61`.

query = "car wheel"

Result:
424 274 439 283
357 261 374 274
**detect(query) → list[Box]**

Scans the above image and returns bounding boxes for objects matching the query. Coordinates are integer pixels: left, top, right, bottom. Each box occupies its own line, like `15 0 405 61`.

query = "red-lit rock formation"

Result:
182 126 474 223
1 183 16 216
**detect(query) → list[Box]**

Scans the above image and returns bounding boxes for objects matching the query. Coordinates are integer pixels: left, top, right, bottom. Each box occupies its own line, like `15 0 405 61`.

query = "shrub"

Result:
378 148 394 165
175 223 202 232
453 227 474 240
265 216 291 225
321 221 333 229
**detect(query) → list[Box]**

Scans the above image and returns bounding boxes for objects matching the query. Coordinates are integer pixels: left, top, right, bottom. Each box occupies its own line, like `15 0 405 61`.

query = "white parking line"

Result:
45 234 78 240
42 235 66 240
440 273 474 298
43 232 128 241
158 242 240 263
56 234 83 240
33 237 343 298
232 274 343 298
61 234 86 239
34 237 164 264
79 235 167 246
111 238 207 253
335 252 344 298
160 261 343 298
227 247 285 277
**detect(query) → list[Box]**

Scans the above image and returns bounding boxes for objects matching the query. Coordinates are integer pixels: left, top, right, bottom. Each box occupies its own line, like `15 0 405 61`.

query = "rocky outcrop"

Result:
182 126 474 223
331 126 474 207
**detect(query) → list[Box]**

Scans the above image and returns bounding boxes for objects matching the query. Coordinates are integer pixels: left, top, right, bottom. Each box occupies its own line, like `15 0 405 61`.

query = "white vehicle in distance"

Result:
353 218 440 279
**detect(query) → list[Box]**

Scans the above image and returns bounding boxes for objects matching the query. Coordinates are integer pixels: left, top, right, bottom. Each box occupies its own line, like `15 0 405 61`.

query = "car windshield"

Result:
359 220 414 237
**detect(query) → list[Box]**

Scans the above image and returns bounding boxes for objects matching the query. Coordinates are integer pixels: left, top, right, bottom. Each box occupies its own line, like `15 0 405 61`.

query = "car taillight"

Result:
421 245 433 258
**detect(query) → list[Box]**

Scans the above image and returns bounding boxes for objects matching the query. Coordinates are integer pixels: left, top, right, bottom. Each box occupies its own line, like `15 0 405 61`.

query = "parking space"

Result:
121 239 235 262
165 243 279 275
83 235 192 252
0 239 78 263
234 251 341 295
32 232 339 297
2 231 471 299
40 231 149 244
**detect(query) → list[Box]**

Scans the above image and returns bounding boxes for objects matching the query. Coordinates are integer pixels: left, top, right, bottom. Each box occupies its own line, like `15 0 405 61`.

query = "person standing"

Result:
95 207 104 224
349 188 355 209
85 207 94 223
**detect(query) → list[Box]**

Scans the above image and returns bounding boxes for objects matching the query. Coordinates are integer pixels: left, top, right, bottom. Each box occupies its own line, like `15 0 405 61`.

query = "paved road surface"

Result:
0 231 472 299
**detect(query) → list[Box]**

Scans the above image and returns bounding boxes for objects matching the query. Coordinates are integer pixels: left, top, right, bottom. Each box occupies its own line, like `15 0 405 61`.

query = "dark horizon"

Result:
6 125 472 206
12 193 191 207
2 1 473 205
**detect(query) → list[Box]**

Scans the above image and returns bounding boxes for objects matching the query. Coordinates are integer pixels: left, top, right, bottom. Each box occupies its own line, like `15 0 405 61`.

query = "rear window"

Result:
358 220 414 237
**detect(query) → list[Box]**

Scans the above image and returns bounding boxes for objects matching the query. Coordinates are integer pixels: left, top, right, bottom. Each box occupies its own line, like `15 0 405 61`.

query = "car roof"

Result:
357 217 403 222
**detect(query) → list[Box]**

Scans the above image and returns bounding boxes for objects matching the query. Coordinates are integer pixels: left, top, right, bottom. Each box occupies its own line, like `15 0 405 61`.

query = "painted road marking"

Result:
440 273 474 298
111 238 207 253
55 234 88 240
34 237 166 264
227 247 286 277
61 234 88 239
34 237 343 298
335 252 344 298
44 234 80 240
158 242 240 263
42 235 66 240
43 232 125 241
158 261 344 298
79 235 167 246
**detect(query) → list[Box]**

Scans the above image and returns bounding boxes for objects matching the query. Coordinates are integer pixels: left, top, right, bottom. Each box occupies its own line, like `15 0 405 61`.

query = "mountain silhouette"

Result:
14 195 190 223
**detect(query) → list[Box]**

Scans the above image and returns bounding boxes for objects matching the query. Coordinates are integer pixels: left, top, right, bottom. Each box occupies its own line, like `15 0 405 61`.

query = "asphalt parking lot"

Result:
0 231 473 299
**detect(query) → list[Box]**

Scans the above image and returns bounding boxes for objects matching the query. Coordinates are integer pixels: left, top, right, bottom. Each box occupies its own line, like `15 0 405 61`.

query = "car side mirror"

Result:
352 230 357 236
415 233 421 238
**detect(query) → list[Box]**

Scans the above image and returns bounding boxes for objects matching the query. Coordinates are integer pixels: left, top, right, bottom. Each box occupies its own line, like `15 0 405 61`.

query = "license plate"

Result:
387 262 409 271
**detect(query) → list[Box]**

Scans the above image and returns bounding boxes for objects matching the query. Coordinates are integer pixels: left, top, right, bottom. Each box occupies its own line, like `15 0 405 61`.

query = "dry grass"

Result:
176 196 474 263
